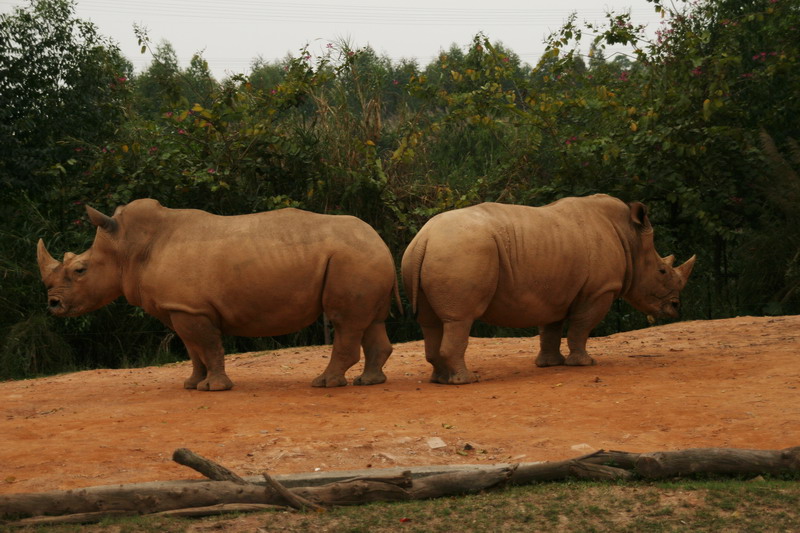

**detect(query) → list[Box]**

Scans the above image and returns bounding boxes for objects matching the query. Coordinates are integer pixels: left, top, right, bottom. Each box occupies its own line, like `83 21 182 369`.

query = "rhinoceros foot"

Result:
353 371 387 386
430 369 479 385
564 353 596 366
195 375 235 391
535 352 566 367
311 373 349 388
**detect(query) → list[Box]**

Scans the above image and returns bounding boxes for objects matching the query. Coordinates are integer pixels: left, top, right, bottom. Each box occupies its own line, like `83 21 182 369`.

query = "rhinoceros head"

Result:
625 202 696 319
37 206 123 317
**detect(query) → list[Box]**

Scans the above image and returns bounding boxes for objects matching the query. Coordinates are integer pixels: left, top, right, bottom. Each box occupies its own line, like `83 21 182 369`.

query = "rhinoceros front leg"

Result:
171 312 234 391
535 320 566 367
564 293 615 366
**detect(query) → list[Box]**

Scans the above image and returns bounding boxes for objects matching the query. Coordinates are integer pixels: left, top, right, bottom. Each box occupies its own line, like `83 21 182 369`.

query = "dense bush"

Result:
1 0 798 379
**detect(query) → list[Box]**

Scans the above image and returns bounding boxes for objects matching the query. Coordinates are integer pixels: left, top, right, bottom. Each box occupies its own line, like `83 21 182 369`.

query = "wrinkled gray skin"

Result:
38 199 398 391
401 194 696 385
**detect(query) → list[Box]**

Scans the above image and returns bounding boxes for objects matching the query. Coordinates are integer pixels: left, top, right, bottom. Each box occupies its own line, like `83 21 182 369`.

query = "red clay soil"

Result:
2 315 799 495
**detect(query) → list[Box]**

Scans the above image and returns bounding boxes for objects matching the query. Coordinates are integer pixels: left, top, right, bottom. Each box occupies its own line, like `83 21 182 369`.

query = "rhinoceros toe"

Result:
311 374 348 388
353 371 387 386
564 353 596 366
196 375 234 391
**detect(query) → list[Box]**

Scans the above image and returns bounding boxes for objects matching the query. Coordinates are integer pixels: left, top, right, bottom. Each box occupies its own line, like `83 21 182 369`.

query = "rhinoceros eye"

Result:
74 267 87 275
658 267 667 274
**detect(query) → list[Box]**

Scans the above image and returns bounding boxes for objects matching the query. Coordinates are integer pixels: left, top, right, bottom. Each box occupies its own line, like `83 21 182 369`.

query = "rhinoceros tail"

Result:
403 235 427 316
392 276 403 316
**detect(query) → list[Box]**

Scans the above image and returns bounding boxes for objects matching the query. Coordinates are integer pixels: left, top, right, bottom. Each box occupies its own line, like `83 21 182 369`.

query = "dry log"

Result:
636 446 800 479
262 471 324 511
155 503 281 518
7 510 134 527
0 480 272 519
586 446 800 479
509 450 633 484
3 446 799 523
172 448 247 484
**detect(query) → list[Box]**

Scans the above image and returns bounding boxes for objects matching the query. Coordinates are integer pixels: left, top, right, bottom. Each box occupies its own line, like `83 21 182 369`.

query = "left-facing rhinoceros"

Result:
37 199 398 391
401 194 695 384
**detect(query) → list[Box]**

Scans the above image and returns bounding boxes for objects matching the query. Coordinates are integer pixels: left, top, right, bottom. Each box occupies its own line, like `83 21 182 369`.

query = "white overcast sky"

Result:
1 0 672 80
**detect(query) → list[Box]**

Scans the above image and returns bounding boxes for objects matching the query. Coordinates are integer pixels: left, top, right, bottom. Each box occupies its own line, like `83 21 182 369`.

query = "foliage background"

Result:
1 0 798 379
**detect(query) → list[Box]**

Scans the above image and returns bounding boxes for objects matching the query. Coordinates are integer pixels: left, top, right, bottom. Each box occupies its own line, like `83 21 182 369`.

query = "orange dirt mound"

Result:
2 315 799 494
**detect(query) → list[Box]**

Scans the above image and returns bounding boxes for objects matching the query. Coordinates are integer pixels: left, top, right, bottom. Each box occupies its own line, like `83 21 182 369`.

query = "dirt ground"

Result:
2 315 799 495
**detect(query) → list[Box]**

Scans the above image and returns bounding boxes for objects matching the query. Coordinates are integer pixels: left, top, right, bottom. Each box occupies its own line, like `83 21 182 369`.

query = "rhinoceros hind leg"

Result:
430 320 478 385
354 322 391 386
183 358 207 389
313 326 361 387
535 321 566 367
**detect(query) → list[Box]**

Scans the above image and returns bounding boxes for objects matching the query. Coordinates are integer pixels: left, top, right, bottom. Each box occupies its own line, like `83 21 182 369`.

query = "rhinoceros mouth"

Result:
659 298 681 318
47 298 75 317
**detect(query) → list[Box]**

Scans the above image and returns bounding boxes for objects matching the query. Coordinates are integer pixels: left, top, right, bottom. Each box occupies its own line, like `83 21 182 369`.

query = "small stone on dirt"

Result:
427 437 447 449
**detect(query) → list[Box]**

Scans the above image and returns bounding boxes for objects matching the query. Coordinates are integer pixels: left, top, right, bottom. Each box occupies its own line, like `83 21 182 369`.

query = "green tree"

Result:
0 0 131 195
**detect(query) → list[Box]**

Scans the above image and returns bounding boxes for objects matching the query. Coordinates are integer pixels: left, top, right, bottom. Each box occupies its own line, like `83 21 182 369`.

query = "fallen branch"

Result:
2 446 798 526
262 471 324 511
172 448 247 484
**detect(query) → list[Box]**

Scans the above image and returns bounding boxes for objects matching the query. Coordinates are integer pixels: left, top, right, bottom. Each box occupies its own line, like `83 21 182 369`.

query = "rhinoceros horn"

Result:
86 205 117 233
675 255 697 288
663 254 675 267
37 239 60 276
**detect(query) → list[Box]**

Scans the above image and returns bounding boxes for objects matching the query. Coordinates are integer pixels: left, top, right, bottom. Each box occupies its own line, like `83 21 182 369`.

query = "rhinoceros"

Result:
401 194 696 384
37 199 398 391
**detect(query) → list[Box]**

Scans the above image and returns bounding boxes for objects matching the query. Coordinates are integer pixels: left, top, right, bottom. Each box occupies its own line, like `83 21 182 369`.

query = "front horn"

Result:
675 255 697 288
37 239 61 276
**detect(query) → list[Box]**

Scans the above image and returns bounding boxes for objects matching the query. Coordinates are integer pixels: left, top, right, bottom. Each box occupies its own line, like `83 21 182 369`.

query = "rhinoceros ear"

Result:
629 202 652 233
86 205 117 233
37 239 60 276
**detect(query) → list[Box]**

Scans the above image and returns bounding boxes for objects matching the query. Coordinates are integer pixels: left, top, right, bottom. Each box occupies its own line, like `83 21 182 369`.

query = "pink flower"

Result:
691 67 703 76
149 146 158 153
619 70 629 82
178 129 187 135
207 168 216 174
392 79 399 85
326 43 333 48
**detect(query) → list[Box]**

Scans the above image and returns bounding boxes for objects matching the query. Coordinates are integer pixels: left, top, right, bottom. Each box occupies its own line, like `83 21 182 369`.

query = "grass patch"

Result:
6 479 799 533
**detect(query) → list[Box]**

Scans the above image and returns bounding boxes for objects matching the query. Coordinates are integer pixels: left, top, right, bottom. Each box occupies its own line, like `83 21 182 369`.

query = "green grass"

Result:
5 479 799 532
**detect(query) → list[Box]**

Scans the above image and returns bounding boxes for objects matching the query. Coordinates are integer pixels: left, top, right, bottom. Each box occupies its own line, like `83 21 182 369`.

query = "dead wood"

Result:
262 471 324 511
155 503 282 518
172 447 247 484
636 446 800 478
6 510 134 527
0 480 273 519
2 446 798 523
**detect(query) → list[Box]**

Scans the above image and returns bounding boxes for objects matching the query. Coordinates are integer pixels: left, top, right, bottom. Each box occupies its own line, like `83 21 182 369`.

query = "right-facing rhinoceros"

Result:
37 199 398 391
401 194 695 384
